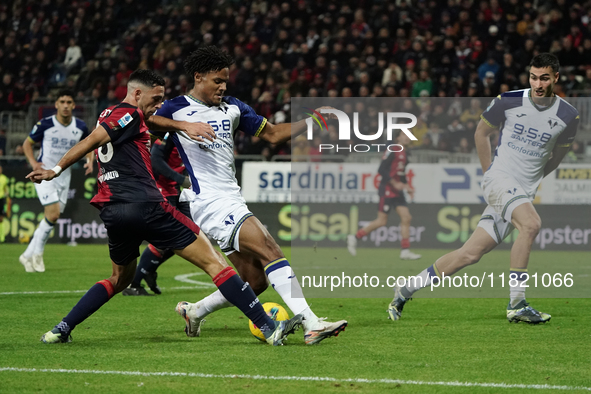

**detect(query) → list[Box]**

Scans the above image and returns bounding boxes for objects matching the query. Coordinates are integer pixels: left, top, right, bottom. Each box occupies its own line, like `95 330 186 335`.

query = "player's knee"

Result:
261 234 283 260
46 212 60 223
400 214 412 225
520 218 542 239
458 248 483 266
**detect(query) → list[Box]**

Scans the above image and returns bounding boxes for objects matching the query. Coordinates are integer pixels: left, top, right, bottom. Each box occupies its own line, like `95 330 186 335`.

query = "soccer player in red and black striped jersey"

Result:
27 69 302 345
347 132 422 260
123 134 192 295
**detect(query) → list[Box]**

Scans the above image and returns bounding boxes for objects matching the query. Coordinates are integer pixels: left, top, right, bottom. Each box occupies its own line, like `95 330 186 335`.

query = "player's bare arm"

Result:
22 137 43 171
258 106 336 144
543 144 571 177
27 126 111 183
475 118 498 174
146 115 216 142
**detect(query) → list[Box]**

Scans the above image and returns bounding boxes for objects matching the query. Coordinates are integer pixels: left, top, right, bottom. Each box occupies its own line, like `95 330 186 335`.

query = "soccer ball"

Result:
18 231 30 244
249 302 290 342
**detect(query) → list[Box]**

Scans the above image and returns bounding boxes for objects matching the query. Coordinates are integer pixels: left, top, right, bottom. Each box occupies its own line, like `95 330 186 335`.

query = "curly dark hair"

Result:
529 53 560 74
184 46 235 79
56 89 75 101
128 69 165 87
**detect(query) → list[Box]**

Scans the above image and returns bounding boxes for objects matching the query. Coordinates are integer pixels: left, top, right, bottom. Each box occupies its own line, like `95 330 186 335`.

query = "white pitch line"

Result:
0 367 589 391
0 272 216 295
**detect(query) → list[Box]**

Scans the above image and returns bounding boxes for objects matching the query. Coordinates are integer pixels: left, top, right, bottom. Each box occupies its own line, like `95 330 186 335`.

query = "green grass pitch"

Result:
1 244 590 393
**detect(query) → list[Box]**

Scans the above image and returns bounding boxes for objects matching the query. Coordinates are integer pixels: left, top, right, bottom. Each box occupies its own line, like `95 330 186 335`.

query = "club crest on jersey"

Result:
548 118 558 129
117 113 133 128
223 214 235 226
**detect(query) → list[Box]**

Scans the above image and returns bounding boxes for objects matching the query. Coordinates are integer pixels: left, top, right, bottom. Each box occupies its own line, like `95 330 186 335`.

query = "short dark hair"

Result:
529 53 560 74
184 46 235 78
56 89 75 101
128 69 165 88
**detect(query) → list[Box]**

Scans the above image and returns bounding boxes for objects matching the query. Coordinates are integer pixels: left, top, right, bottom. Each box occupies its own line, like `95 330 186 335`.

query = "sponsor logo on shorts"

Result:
223 213 235 226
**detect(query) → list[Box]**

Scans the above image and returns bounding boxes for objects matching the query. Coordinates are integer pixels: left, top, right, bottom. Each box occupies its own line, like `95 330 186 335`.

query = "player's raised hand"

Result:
26 169 58 184
182 121 217 142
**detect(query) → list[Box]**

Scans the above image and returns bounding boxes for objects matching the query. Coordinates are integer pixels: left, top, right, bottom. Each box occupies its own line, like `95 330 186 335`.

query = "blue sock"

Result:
213 267 275 337
58 280 114 335
131 245 173 288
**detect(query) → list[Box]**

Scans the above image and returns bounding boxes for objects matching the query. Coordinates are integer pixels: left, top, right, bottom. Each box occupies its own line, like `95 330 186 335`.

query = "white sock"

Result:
33 218 54 255
509 270 527 308
264 258 320 330
402 263 440 298
23 221 45 258
193 290 232 319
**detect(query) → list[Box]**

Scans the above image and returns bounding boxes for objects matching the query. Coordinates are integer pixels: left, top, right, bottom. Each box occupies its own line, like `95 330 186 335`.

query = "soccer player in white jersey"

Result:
19 90 93 272
147 46 347 344
387 53 579 324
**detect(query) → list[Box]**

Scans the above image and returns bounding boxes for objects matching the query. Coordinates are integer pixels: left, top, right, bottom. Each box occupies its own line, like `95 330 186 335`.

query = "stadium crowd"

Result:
0 0 590 158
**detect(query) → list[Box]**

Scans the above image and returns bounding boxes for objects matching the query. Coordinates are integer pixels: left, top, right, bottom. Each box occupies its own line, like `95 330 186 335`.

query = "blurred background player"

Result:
30 70 303 345
347 132 421 260
0 164 9 242
388 53 578 324
146 46 347 344
19 90 93 272
122 132 191 295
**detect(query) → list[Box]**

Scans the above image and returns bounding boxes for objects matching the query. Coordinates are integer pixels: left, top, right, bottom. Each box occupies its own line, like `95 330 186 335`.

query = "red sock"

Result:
356 229 367 239
401 238 410 249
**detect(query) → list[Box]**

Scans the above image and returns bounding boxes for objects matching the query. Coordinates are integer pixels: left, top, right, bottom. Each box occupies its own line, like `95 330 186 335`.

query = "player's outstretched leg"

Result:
41 260 137 343
388 228 497 320
174 234 303 345
239 217 347 344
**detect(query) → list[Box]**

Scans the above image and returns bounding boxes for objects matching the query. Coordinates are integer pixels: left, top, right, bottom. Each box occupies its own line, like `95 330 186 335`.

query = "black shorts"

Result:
99 201 200 265
165 195 191 218
378 195 406 213
0 198 5 216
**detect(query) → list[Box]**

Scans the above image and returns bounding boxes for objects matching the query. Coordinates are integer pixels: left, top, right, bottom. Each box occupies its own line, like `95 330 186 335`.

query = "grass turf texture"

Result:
0 244 590 393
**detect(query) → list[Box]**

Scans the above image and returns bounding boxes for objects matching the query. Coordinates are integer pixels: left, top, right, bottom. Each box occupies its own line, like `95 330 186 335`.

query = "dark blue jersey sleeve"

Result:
480 95 505 128
28 118 52 143
555 101 580 147
223 96 267 136
76 118 89 139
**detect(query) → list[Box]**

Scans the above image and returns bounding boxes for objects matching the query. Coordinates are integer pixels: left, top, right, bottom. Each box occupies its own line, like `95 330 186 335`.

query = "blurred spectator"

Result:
0 128 6 156
7 79 30 111
64 38 82 74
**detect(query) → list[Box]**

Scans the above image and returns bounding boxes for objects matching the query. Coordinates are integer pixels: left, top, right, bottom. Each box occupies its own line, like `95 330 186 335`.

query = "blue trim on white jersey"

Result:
75 118 89 138
222 96 266 136
28 117 54 143
556 99 578 124
157 96 191 119
171 133 200 195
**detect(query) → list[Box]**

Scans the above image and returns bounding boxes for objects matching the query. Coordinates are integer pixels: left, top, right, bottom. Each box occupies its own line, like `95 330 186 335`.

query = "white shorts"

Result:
34 172 71 213
478 171 533 244
185 193 252 255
